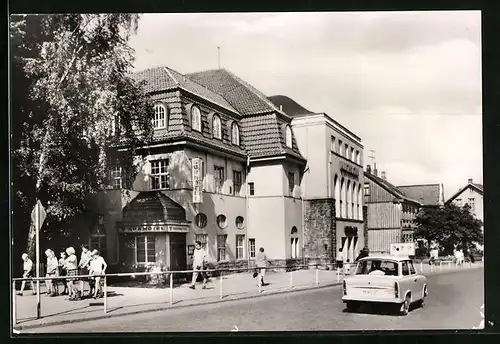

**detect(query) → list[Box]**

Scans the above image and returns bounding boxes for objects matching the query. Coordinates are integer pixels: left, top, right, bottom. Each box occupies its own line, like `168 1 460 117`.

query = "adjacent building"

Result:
363 165 422 254
396 183 445 208
269 95 365 263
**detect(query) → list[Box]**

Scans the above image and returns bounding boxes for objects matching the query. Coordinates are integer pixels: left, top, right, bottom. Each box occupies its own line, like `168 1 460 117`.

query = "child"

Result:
18 253 36 296
58 251 69 295
45 249 59 296
65 247 81 301
89 249 107 299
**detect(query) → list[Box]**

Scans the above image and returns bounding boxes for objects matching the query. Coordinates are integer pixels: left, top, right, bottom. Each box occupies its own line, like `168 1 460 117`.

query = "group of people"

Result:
17 244 107 301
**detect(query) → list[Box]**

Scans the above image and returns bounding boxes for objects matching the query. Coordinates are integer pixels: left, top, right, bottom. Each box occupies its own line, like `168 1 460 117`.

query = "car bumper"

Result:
342 296 403 304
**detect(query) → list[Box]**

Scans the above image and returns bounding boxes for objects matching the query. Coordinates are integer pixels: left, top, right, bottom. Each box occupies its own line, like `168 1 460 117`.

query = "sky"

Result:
128 11 482 200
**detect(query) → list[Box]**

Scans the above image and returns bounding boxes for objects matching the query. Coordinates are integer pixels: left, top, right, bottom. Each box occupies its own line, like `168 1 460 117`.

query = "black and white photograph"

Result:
9 11 484 333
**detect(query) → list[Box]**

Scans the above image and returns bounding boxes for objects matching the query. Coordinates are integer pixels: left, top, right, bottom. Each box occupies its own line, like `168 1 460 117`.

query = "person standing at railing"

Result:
45 249 59 297
89 249 107 299
17 253 36 296
65 247 81 301
190 240 208 290
78 245 92 298
58 251 69 295
336 248 344 273
255 247 269 288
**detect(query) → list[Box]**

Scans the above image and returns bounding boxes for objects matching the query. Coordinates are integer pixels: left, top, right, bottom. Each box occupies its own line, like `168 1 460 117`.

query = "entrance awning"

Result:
117 191 190 233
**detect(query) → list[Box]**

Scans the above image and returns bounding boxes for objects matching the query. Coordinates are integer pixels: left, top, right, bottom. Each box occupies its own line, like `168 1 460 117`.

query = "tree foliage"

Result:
10 14 154 257
414 204 483 255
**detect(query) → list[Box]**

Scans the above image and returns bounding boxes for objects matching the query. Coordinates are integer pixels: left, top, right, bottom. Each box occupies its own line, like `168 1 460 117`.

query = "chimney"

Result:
381 171 387 180
468 178 473 184
366 164 371 174
279 105 283 111
373 163 378 177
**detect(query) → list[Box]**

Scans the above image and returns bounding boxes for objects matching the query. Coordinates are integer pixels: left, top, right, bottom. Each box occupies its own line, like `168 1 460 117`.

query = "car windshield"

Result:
355 259 399 276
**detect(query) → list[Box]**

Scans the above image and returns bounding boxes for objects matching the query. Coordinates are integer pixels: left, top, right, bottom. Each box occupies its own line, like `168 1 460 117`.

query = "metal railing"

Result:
11 258 480 326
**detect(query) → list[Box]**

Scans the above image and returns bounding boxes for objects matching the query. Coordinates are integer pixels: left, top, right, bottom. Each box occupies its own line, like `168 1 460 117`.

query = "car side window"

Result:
408 261 416 275
402 261 410 276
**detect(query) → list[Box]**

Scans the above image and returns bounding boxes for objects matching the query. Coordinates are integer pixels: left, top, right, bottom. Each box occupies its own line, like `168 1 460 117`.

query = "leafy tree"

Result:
414 203 483 256
10 14 154 260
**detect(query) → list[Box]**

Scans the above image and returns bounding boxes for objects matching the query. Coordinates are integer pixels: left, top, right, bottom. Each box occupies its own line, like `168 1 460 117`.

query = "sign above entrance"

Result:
192 157 203 204
119 224 189 233
340 162 359 180
390 243 415 257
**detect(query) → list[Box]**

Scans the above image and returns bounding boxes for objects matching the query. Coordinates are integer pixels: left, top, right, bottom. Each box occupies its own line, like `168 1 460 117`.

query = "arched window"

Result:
213 115 222 139
231 122 240 145
340 178 345 218
358 184 362 220
346 180 351 219
153 103 167 129
216 214 227 229
285 125 292 148
290 226 299 259
334 174 340 218
352 182 356 219
191 105 202 132
355 150 360 165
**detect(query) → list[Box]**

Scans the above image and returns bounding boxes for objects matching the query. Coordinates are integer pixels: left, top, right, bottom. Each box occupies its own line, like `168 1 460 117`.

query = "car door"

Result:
408 260 424 299
400 260 413 300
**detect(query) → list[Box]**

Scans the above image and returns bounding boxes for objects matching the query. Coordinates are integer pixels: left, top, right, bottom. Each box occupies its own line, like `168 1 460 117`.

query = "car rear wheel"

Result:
346 301 361 312
400 295 411 316
417 286 427 308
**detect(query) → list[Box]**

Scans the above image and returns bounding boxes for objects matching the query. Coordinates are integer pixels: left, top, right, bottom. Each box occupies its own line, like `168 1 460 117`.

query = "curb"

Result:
14 281 344 331
14 264 483 331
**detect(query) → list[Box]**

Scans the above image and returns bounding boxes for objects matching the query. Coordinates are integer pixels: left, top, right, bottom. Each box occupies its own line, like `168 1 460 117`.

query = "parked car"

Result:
342 255 428 315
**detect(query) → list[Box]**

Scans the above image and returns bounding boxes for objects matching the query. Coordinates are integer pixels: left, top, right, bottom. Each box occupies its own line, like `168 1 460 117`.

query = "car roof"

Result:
359 255 411 262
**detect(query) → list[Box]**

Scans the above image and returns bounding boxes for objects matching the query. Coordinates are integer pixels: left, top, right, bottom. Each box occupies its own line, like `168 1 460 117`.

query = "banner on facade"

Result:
390 242 415 257
192 157 203 204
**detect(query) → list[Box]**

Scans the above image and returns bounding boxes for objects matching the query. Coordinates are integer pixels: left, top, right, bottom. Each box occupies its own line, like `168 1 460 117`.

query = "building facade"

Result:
363 165 421 254
74 67 307 271
269 95 365 263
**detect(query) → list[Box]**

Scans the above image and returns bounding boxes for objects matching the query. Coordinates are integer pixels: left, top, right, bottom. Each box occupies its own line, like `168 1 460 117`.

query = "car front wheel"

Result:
400 295 411 316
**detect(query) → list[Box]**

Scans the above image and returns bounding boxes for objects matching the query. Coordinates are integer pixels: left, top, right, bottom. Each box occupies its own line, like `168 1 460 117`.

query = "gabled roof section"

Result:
121 191 187 224
268 95 314 117
133 67 239 114
445 182 484 205
397 184 443 206
364 172 422 205
187 69 290 118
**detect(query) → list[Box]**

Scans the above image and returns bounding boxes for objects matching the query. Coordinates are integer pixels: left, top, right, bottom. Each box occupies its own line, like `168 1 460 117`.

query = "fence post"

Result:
103 276 107 314
12 280 17 326
219 270 223 299
430 263 433 273
420 262 423 274
289 269 293 289
169 272 173 305
440 262 442 270
315 265 319 286
337 265 340 282
36 277 41 319
469 260 472 268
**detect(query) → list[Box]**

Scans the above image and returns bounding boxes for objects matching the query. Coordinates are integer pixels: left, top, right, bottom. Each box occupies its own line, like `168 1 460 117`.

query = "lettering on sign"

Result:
192 157 203 204
340 162 359 179
119 225 189 233
167 226 189 233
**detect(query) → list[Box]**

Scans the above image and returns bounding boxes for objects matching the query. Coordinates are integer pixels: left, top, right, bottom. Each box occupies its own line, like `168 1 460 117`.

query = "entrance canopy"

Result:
118 191 190 233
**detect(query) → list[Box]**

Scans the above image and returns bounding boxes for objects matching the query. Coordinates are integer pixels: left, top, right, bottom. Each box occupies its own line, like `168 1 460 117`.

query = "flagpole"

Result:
35 200 41 319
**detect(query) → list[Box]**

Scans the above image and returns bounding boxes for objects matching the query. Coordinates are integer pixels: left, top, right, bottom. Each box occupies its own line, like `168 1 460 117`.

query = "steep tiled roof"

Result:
364 172 421 205
268 95 314 117
133 67 238 114
187 69 288 117
397 184 443 206
240 114 285 157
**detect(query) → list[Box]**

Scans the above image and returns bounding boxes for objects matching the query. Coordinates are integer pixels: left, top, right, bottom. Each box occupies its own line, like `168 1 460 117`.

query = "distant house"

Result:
363 165 422 254
445 178 484 251
396 183 445 207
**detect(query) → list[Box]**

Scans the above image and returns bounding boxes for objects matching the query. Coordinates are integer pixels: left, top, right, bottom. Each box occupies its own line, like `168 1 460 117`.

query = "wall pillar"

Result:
303 198 336 263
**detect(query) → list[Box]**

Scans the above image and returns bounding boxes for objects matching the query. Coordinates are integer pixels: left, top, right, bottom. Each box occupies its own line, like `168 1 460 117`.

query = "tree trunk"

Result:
26 221 36 259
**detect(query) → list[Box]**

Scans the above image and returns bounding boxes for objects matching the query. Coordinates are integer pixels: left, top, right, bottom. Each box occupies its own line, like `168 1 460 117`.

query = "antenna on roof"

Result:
368 150 376 166
217 46 221 69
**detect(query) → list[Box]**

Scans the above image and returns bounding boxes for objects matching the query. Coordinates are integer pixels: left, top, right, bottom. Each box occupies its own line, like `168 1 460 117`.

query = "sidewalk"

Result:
12 262 483 331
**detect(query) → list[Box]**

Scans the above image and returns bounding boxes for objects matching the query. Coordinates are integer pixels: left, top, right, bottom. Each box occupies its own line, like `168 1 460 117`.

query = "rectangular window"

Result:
455 198 462 207
90 236 107 259
288 171 295 195
217 234 227 261
291 238 299 259
151 159 169 190
409 261 416 275
111 114 121 136
350 147 354 161
331 136 336 152
248 182 255 196
344 144 349 158
233 170 242 196
355 150 360 165
468 198 475 212
136 235 156 264
236 235 245 259
338 140 343 155
249 238 256 258
195 234 208 251
402 260 410 276
214 165 225 193
363 183 370 196
110 166 122 189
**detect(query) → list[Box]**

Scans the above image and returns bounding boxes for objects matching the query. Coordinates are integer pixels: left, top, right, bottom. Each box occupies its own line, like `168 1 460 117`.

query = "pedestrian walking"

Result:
17 253 36 296
78 245 92 298
65 247 81 301
58 251 69 295
336 248 344 272
255 247 269 288
45 249 59 296
89 249 107 299
189 241 208 290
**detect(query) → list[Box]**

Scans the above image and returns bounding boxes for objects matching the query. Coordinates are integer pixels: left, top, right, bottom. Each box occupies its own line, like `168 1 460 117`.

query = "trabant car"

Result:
342 255 427 315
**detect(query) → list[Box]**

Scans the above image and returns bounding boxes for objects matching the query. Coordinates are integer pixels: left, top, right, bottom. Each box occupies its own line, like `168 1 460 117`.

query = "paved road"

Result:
27 268 483 332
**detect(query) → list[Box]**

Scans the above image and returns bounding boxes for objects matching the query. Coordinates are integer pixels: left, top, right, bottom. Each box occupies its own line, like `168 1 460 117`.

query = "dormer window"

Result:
191 105 202 132
231 122 240 146
213 115 222 139
153 103 167 129
285 125 292 148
